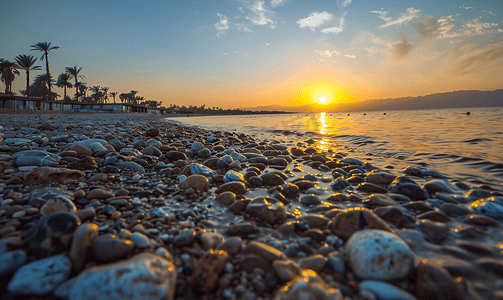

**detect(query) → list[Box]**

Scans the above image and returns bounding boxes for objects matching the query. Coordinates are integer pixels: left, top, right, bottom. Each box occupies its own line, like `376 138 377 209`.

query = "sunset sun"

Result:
318 97 328 104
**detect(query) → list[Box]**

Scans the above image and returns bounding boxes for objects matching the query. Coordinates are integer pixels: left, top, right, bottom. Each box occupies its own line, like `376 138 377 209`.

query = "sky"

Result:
1 0 502 108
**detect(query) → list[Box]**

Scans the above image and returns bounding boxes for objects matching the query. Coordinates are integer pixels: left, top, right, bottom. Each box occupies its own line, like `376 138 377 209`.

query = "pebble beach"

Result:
0 113 502 300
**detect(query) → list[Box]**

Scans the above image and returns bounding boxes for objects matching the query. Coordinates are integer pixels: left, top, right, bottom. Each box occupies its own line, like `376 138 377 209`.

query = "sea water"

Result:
167 106 503 187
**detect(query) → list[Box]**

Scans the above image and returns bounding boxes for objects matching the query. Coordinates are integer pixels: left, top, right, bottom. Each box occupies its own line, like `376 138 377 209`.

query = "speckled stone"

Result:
7 255 71 296
70 253 176 300
345 229 414 281
0 250 26 276
23 212 81 257
199 232 224 250
215 191 236 206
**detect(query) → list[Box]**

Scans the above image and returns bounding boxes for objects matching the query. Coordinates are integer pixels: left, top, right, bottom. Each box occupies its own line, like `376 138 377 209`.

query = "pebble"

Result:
199 232 224 250
345 229 414 281
69 223 99 272
272 259 302 283
189 249 230 292
359 280 417 300
216 181 248 196
299 254 327 272
7 255 71 296
415 263 464 300
180 174 210 192
91 235 135 262
274 269 344 300
330 209 393 240
245 196 287 224
0 249 26 276
70 253 176 300
215 191 236 206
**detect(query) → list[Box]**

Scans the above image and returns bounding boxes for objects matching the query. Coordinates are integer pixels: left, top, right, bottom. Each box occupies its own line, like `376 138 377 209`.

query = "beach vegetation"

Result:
30 42 59 100
56 73 73 100
0 59 20 94
14 54 41 96
65 66 85 101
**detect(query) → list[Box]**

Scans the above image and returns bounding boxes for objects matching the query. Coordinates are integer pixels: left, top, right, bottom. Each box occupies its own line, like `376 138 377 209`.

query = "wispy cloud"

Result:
365 46 380 55
297 11 333 32
371 10 391 22
390 33 414 59
215 13 230 36
321 12 346 34
338 0 352 8
270 0 287 8
246 1 275 28
449 44 503 75
377 8 420 28
345 54 356 58
414 16 439 38
236 22 253 32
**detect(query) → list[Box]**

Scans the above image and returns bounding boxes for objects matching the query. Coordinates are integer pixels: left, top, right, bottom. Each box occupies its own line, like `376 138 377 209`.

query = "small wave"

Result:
484 163 503 171
430 154 460 159
463 138 493 143
452 157 484 163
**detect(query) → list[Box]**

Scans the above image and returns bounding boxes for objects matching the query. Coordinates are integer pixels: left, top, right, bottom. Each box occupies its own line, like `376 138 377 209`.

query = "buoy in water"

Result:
384 113 386 115
466 112 471 115
348 113 350 116
364 113 366 115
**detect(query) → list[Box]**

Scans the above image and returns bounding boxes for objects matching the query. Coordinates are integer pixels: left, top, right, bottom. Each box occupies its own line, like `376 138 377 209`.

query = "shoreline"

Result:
0 113 501 299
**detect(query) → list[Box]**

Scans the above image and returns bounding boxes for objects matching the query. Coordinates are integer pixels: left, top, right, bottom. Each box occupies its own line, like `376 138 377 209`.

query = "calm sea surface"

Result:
167 106 503 187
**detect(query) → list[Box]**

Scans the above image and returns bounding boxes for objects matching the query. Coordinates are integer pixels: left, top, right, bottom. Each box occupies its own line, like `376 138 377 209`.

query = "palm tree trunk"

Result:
26 71 30 96
64 86 67 99
45 52 52 100
75 79 78 101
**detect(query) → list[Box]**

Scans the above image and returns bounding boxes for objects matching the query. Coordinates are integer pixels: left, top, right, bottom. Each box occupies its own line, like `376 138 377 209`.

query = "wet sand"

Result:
0 113 502 300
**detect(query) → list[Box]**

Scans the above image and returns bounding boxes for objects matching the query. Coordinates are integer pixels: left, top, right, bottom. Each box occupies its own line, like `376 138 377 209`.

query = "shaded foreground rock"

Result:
70 253 177 300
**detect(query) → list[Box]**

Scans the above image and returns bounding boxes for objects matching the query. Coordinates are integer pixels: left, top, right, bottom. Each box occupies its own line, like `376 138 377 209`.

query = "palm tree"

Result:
119 93 127 104
0 59 21 94
56 73 73 100
109 91 118 103
14 54 41 96
30 73 55 98
89 85 102 103
76 82 88 99
101 86 109 103
30 42 59 99
65 66 85 101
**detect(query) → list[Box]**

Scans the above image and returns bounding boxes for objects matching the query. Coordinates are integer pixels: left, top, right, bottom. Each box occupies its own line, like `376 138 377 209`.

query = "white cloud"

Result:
338 0 351 8
246 1 275 28
215 13 229 36
345 54 356 58
321 13 346 34
270 0 286 8
314 50 340 58
224 53 228 55
378 8 420 28
371 10 391 22
438 15 461 39
266 43 270 46
297 11 333 32
237 6 244 13
464 18 501 35
390 33 415 59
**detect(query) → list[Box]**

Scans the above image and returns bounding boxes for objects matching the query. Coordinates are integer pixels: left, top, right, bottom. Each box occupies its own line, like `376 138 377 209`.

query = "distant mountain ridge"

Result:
244 89 503 113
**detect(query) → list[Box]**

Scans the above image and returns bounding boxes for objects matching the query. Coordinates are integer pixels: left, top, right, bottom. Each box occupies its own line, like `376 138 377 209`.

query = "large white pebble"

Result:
345 229 414 281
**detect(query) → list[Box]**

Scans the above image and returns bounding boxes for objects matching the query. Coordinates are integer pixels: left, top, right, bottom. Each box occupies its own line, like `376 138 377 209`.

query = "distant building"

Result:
0 94 166 114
